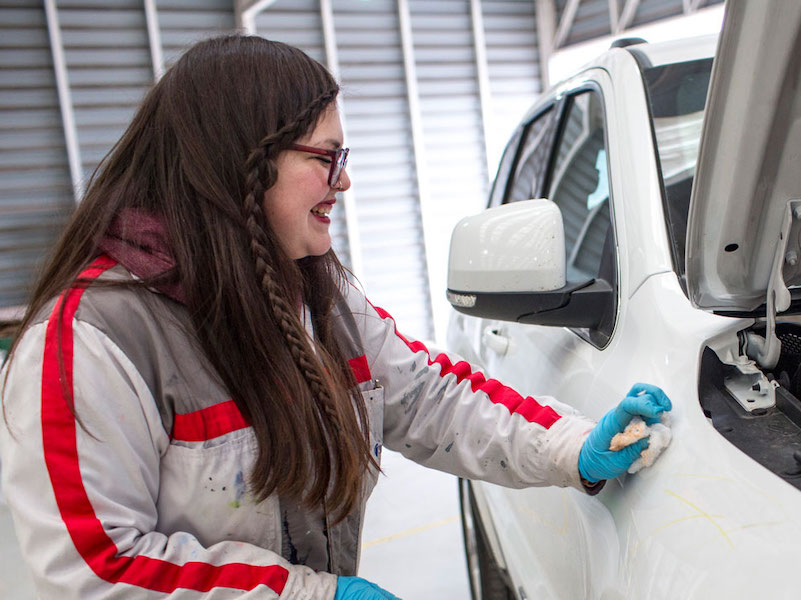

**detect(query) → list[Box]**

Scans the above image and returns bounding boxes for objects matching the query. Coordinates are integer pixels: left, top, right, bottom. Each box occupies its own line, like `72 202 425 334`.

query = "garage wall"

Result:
0 0 233 319
58 0 152 181
0 2 73 311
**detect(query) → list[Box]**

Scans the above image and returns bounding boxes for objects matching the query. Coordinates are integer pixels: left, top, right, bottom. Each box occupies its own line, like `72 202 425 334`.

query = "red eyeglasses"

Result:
289 144 350 188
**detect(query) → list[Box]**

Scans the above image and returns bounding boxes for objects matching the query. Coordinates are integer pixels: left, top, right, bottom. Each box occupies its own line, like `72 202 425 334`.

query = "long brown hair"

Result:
4 35 373 521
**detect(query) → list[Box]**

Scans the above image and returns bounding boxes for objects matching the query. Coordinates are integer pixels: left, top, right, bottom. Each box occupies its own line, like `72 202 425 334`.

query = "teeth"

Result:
311 205 332 216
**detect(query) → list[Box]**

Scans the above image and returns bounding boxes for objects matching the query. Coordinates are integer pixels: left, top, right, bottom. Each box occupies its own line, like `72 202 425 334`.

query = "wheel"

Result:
459 478 516 600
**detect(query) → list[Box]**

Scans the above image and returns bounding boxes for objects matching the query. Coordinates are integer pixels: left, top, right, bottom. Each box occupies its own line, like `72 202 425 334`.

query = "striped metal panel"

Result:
0 1 74 309
254 0 325 63
332 0 432 340
156 0 235 69
630 0 683 27
409 0 489 336
558 0 612 46
480 0 541 156
253 0 352 271
56 0 153 181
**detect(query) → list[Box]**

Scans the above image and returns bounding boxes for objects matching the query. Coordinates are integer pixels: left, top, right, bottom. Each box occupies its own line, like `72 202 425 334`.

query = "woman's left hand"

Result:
578 383 672 483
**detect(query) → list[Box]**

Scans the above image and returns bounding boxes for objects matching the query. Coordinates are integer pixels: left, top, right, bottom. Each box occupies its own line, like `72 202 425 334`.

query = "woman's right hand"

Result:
334 576 401 599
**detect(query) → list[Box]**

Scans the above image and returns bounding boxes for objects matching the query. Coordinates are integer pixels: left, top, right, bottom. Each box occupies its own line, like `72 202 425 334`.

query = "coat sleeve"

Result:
344 285 597 491
0 315 336 599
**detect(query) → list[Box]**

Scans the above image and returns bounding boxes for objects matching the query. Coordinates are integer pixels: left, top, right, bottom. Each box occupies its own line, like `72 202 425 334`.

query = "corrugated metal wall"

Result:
559 0 612 45
481 0 541 163
157 0 235 69
0 1 73 311
409 0 488 339
333 0 431 336
58 0 152 180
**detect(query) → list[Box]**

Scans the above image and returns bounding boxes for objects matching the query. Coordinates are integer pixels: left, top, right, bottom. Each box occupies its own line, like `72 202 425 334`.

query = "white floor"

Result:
359 450 470 599
0 451 470 599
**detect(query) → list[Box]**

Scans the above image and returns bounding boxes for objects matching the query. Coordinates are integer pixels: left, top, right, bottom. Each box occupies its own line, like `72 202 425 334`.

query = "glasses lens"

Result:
330 148 349 187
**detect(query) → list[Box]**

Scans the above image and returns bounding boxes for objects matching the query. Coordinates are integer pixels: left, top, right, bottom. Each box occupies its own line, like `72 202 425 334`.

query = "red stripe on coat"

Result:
40 256 289 594
171 355 373 441
348 354 372 384
172 400 250 442
370 303 561 429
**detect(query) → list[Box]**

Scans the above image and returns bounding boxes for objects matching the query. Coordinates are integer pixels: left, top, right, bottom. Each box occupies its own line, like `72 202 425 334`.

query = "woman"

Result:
0 36 670 599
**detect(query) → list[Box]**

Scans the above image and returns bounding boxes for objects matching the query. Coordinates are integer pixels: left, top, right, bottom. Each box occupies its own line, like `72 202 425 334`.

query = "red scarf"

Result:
98 209 186 304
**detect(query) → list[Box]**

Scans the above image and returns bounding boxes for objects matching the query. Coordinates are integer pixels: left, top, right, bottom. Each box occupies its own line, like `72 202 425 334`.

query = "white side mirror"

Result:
447 198 565 294
445 198 614 340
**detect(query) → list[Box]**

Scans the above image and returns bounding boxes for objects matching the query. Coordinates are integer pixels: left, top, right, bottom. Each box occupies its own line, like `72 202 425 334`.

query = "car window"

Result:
546 92 611 283
488 128 523 208
640 57 713 287
503 107 556 205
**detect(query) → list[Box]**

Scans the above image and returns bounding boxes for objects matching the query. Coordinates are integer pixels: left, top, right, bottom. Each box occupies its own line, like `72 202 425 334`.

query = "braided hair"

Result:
240 85 375 517
9 36 375 523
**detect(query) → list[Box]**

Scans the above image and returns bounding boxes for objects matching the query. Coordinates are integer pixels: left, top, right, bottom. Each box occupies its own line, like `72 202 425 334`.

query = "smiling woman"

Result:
0 34 670 600
264 106 351 260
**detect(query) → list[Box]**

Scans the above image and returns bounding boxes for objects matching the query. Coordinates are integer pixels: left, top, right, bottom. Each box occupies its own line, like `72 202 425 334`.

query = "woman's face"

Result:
264 104 351 260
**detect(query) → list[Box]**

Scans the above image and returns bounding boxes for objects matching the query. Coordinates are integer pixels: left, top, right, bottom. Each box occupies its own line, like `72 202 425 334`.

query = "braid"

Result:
241 87 345 428
243 185 337 410
250 87 339 170
242 87 338 210
267 87 339 149
241 86 370 517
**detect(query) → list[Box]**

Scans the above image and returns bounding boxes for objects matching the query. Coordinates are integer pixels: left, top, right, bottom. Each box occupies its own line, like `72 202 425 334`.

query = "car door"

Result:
472 76 624 600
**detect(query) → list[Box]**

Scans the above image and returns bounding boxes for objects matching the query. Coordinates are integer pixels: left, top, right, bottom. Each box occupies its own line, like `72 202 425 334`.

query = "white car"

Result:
446 2 801 599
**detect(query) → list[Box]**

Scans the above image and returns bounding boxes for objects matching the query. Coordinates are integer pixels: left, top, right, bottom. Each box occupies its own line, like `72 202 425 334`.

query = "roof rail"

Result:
610 37 647 49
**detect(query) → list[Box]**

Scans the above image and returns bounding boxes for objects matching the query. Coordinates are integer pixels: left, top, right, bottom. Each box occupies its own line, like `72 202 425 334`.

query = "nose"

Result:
334 167 351 192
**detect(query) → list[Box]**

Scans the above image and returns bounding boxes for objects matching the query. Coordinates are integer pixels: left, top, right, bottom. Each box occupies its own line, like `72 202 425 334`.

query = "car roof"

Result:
624 34 717 68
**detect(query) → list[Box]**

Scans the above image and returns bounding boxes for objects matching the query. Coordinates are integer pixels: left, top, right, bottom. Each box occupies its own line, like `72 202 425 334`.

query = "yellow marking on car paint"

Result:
664 489 734 549
361 516 459 549
724 520 784 533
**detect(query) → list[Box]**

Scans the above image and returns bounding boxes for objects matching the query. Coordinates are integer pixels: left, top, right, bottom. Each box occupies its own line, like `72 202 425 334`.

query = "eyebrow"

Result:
317 138 343 149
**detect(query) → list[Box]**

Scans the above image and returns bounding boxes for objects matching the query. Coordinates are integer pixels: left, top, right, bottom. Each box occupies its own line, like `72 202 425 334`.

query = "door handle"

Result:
482 327 510 356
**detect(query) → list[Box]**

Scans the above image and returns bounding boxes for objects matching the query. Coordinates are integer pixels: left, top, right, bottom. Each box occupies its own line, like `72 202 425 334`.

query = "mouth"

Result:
311 200 335 218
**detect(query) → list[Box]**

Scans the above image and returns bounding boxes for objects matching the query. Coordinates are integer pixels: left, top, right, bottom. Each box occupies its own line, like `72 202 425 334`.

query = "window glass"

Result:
546 92 611 283
488 128 523 208
641 57 713 283
505 107 555 205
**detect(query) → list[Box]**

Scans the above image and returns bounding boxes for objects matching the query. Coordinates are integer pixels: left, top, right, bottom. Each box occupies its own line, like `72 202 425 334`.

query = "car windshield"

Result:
641 57 713 287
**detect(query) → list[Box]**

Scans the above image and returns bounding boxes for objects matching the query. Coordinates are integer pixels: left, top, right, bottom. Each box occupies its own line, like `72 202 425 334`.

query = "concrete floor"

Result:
359 449 470 598
0 451 469 599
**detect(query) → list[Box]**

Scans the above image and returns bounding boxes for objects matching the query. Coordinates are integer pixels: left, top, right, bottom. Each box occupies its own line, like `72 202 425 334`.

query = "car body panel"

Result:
447 18 801 598
470 271 801 599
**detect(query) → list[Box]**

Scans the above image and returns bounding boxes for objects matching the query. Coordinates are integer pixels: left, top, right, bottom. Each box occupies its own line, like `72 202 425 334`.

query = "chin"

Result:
297 244 332 260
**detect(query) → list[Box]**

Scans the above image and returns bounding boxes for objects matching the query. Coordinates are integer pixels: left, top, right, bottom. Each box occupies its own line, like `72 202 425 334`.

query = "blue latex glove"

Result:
578 383 672 483
334 576 401 600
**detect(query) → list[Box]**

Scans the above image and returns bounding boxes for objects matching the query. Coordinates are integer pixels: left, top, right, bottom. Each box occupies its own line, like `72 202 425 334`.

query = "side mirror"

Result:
446 199 614 330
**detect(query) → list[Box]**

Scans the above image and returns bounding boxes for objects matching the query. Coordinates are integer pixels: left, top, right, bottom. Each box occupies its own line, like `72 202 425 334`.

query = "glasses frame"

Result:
289 143 350 187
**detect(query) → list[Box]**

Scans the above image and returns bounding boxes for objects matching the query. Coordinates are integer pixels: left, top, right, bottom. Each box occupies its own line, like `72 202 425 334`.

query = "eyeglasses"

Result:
289 143 350 188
